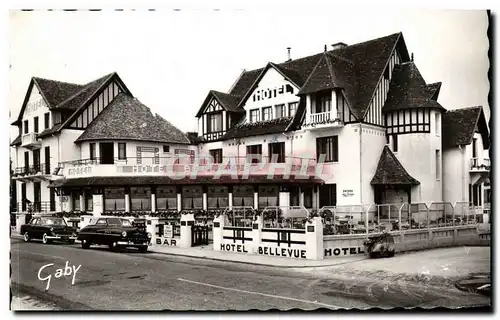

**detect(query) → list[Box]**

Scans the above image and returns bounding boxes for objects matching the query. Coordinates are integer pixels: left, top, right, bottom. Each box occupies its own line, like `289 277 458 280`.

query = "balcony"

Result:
21 132 41 149
12 163 58 182
59 156 322 181
470 157 490 172
302 111 343 130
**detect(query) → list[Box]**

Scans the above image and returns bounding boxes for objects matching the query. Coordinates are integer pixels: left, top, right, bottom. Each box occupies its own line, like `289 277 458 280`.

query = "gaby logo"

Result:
37 261 81 291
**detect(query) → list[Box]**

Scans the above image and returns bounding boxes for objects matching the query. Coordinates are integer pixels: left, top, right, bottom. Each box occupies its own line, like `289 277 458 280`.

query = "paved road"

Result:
10 239 490 310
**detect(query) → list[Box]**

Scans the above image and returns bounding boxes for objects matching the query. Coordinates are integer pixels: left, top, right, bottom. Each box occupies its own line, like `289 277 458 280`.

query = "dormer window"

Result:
275 104 285 118
250 109 260 123
288 102 298 117
315 92 331 113
207 112 222 133
262 106 272 121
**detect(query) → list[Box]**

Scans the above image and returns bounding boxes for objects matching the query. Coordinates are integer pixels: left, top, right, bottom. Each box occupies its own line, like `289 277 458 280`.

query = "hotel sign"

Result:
25 98 44 115
68 166 92 176
252 84 294 102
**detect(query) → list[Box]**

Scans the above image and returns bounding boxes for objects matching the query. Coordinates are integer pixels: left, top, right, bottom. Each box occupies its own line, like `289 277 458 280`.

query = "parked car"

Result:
77 217 152 252
21 216 77 244
363 231 395 258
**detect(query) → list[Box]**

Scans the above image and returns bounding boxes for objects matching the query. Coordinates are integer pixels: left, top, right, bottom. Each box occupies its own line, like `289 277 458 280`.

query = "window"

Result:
384 65 390 80
385 134 390 145
90 143 96 161
233 185 254 207
288 102 298 117
315 92 331 113
472 138 477 158
118 143 127 160
392 134 398 152
316 136 339 162
258 185 279 208
209 149 223 164
262 106 272 121
303 187 313 208
275 104 285 118
163 145 170 153
435 112 440 136
104 188 125 211
290 186 300 206
156 186 177 210
246 144 262 163
319 184 337 208
85 189 93 212
34 116 39 133
72 191 81 211
435 150 441 180
207 113 222 133
44 113 50 129
268 142 285 163
250 109 260 123
24 120 28 134
207 186 229 209
182 186 203 209
96 218 107 226
130 187 151 211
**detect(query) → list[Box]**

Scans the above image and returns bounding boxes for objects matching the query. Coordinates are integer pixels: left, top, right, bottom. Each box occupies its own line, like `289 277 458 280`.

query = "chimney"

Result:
331 42 348 50
411 53 414 61
324 44 327 52
287 47 291 62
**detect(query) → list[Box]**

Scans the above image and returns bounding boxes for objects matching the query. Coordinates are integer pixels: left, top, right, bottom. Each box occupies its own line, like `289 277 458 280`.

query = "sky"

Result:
8 9 489 138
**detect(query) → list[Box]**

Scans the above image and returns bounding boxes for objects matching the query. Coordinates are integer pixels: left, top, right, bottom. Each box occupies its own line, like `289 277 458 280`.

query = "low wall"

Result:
323 224 487 259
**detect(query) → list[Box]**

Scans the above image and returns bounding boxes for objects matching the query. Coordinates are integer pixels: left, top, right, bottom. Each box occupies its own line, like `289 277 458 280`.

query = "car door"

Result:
94 218 109 245
26 218 38 238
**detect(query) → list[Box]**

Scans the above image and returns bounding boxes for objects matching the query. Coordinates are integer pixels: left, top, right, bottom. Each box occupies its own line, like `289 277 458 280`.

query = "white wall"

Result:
443 147 467 204
360 124 387 204
242 67 300 122
395 109 443 203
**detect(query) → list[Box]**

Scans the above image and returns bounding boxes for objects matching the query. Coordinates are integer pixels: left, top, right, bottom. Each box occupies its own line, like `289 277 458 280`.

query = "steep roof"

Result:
32 77 84 108
75 93 190 145
10 135 21 147
195 90 243 117
383 62 445 112
200 32 409 125
55 73 115 111
371 146 420 185
442 106 490 149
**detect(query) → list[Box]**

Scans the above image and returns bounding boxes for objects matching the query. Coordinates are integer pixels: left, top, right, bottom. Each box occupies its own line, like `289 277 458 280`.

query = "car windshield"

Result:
41 218 67 226
121 219 133 227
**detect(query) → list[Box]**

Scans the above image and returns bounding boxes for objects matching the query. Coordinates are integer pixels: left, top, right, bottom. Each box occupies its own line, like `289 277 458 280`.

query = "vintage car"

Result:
363 231 396 258
21 216 78 244
77 217 152 252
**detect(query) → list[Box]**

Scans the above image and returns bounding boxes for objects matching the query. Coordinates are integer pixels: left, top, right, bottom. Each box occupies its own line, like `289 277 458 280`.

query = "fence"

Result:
260 206 309 229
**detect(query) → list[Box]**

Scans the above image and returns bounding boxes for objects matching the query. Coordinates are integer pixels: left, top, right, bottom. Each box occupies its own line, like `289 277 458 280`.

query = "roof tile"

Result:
371 146 420 185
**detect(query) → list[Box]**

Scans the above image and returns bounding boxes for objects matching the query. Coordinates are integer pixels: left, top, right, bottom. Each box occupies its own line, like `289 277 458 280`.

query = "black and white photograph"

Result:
7 5 492 312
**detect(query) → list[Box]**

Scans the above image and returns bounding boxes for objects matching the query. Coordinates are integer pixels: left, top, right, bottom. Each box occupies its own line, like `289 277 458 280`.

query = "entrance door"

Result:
99 143 114 164
33 149 41 173
34 182 41 212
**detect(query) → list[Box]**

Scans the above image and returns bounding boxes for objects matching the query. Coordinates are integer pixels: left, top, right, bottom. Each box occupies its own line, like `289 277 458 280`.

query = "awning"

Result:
48 175 324 188
371 146 420 186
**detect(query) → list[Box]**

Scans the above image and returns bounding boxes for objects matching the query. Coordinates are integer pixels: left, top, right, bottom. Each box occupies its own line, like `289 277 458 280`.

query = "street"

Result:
11 238 490 310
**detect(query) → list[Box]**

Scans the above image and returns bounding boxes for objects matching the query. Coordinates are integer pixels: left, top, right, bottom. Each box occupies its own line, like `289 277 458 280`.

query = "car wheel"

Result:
68 240 75 245
23 232 30 242
42 233 51 244
109 242 118 251
81 239 91 249
387 251 395 258
138 246 148 253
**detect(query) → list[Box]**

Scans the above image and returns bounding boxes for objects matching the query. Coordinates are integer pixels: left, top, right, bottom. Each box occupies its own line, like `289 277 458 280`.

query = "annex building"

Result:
10 32 490 217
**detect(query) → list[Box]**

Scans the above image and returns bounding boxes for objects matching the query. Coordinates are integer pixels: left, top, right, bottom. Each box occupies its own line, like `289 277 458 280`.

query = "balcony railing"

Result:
12 163 53 177
15 201 55 213
21 132 41 148
470 157 490 171
303 111 343 128
58 156 320 178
